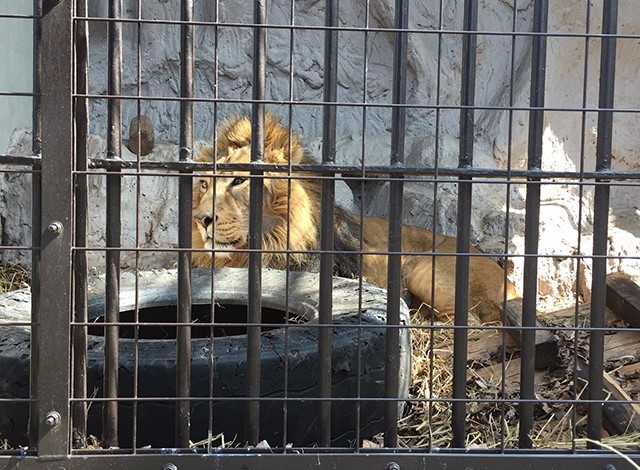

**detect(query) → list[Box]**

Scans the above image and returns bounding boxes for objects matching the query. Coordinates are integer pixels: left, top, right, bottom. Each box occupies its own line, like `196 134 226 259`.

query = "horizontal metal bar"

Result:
0 91 39 97
60 395 640 405
20 320 640 333
0 13 40 19
0 154 41 165
0 452 637 469
62 245 640 261
85 159 640 180
72 92 640 113
70 15 640 40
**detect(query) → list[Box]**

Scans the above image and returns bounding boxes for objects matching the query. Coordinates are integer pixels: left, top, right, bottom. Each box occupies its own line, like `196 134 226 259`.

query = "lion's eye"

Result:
200 180 208 191
230 177 247 187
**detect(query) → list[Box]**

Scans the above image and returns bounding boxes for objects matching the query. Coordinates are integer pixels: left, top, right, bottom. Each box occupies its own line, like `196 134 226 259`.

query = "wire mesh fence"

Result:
1 0 640 468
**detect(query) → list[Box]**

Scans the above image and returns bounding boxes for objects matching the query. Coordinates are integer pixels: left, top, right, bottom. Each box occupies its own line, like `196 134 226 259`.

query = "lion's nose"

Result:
195 215 214 228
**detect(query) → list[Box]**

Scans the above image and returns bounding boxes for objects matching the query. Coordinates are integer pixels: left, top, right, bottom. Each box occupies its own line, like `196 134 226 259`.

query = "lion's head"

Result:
191 115 320 270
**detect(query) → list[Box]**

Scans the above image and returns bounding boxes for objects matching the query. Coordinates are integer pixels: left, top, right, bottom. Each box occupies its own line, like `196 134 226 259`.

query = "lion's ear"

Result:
197 146 214 162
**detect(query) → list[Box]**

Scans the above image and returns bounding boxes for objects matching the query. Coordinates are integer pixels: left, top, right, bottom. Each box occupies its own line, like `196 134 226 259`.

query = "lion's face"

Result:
192 147 252 260
191 114 318 269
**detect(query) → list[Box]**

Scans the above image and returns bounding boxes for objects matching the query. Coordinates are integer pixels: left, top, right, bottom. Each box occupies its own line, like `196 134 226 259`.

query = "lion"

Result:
192 115 518 323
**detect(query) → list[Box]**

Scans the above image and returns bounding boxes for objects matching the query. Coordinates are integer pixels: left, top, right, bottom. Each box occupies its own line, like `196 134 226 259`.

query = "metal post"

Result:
246 0 267 447
103 0 123 449
519 0 548 448
587 0 617 447
176 0 194 449
71 0 89 449
384 0 408 449
28 0 43 449
317 0 338 448
36 0 73 456
451 0 477 449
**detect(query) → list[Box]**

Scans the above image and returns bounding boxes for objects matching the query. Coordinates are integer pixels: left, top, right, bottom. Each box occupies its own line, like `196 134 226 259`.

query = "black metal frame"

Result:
1 0 639 467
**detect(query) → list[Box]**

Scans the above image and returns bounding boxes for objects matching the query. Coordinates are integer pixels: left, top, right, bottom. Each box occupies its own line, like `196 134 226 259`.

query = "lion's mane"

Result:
192 114 362 278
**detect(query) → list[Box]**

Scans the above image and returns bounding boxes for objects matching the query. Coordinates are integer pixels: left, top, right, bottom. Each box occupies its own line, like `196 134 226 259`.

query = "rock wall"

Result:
2 0 640 311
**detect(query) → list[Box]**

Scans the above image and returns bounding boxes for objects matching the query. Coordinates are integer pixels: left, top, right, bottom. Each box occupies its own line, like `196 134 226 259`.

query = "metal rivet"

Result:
163 464 178 470
385 463 400 470
45 411 61 427
47 221 64 236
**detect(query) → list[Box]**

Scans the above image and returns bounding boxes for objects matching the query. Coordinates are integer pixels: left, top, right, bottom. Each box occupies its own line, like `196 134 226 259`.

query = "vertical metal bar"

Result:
72 0 89 449
384 0 408 449
246 0 267 447
206 0 220 454
281 0 296 448
451 0 477 449
499 0 519 451
572 1 592 451
131 0 144 450
587 0 617 447
354 0 371 449
36 0 73 456
519 0 548 448
28 0 43 449
317 0 338 448
176 0 194 449
427 0 445 447
103 0 123 449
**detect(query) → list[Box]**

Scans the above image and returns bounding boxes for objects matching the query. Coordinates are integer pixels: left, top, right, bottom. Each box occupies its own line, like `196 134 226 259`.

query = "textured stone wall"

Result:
2 0 640 311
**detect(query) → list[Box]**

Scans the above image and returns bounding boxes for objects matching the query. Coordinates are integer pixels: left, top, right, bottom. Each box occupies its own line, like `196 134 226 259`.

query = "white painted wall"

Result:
0 1 33 153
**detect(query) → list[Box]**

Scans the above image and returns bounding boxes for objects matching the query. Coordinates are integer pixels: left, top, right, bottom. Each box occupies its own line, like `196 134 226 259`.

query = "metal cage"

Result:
1 0 639 468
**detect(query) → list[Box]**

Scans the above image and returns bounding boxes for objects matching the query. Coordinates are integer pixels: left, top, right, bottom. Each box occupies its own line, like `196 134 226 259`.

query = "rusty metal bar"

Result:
280 0 296 448
317 0 338 448
71 0 89 449
384 0 408 449
205 0 220 454
246 0 267 447
519 0 548 448
175 0 194 449
85 157 640 181
28 0 43 449
587 0 618 447
103 0 123 449
451 0 477 449
36 0 73 457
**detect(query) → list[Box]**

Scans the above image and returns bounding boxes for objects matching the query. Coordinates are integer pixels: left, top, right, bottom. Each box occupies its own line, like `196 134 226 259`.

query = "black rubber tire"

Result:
0 268 411 448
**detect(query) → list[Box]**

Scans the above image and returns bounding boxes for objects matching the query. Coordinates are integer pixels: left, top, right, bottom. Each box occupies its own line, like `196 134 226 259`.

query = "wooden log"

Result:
504 298 559 369
127 115 155 156
606 272 640 328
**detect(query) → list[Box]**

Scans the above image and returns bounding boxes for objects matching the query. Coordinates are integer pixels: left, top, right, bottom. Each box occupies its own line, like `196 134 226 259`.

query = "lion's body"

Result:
192 115 518 322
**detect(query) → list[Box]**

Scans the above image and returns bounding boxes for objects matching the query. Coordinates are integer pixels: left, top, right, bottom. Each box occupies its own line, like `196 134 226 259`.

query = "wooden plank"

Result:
504 298 559 369
618 361 640 378
543 302 620 327
576 358 640 435
471 357 547 394
603 331 640 363
435 330 516 364
606 272 640 328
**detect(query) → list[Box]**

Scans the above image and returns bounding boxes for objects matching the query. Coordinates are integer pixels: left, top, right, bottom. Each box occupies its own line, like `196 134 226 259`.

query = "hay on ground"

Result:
0 260 30 293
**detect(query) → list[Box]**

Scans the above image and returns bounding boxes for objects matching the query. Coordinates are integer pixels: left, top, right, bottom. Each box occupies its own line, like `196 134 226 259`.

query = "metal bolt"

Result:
47 221 64 236
603 465 617 470
45 411 61 427
385 463 400 470
162 464 178 470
